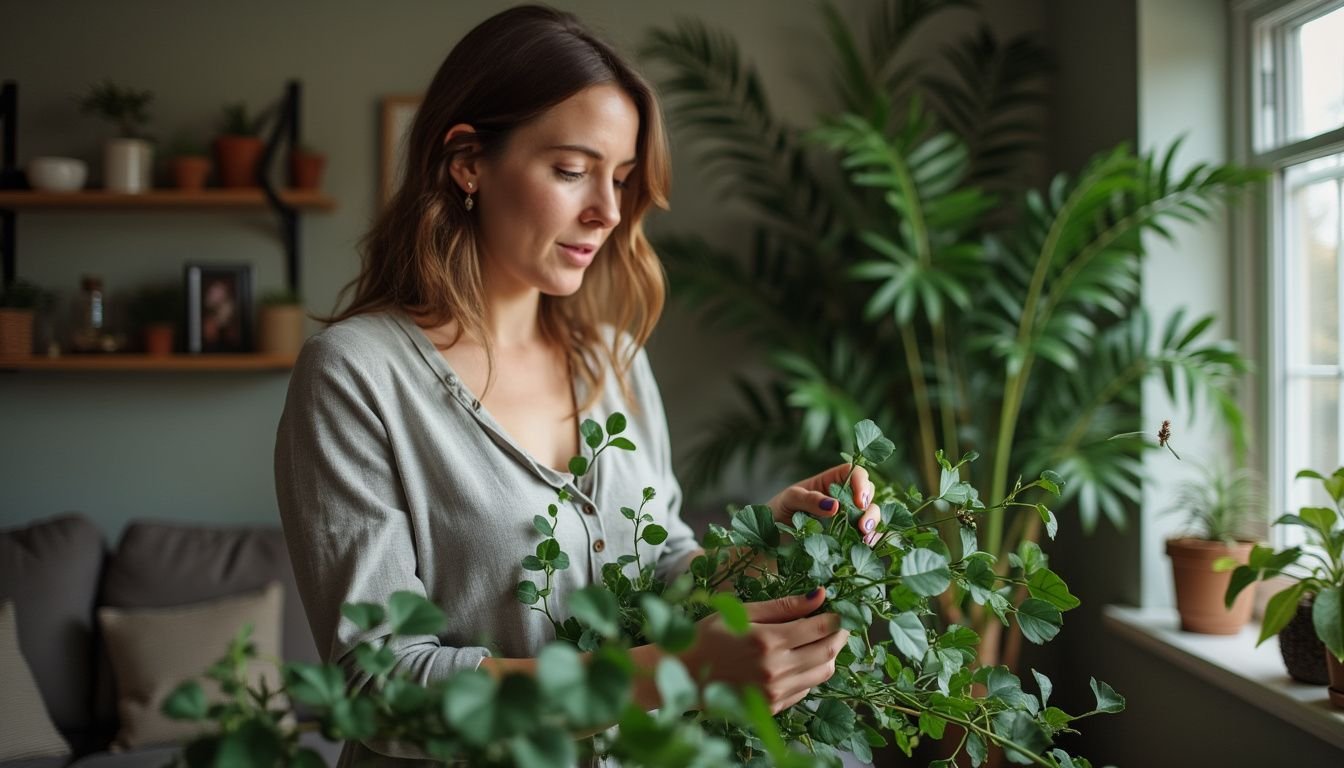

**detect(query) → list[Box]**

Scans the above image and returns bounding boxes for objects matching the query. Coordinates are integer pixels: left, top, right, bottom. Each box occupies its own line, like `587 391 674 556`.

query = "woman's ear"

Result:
444 123 481 194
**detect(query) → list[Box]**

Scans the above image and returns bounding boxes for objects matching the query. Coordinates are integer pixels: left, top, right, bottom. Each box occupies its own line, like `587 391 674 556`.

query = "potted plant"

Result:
1165 464 1263 634
214 103 266 188
1225 466 1344 707
289 143 326 190
168 137 211 191
78 80 154 193
0 279 50 357
128 284 180 356
257 290 305 356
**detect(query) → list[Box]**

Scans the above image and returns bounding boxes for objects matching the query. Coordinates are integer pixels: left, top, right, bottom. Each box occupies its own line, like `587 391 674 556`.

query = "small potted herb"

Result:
167 137 211 191
1225 466 1344 707
1166 463 1263 634
290 143 326 191
128 284 181 356
78 80 154 193
257 289 305 356
214 103 267 188
0 279 51 357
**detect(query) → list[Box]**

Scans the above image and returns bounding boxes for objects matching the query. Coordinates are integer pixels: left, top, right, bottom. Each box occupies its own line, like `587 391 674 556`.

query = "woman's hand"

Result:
678 589 848 714
767 463 882 547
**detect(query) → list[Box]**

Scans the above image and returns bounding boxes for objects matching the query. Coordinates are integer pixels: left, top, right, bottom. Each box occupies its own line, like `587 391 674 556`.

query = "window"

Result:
1245 0 1344 528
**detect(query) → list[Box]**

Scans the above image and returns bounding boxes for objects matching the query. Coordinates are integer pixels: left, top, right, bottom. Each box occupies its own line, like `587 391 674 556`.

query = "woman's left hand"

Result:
766 464 882 547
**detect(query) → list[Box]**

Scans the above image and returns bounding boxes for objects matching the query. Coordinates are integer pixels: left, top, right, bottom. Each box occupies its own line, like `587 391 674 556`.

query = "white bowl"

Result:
27 156 88 192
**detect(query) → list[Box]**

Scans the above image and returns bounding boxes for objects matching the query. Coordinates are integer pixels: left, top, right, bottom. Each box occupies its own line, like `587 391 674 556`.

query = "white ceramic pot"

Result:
26 156 87 192
103 138 153 193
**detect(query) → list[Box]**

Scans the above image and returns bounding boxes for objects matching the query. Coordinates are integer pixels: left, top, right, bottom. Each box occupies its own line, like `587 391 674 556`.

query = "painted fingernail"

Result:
806 587 823 600
861 490 872 508
819 498 836 512
864 518 876 532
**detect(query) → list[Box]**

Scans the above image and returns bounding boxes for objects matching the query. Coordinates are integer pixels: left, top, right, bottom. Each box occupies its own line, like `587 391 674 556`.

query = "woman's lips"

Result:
558 242 596 267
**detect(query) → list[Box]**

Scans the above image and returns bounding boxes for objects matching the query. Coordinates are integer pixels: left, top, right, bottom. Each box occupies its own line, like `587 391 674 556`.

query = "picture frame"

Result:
185 263 253 354
379 94 423 207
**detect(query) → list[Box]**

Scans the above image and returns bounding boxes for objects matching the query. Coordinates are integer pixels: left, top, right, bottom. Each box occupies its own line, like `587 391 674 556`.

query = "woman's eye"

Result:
555 168 584 182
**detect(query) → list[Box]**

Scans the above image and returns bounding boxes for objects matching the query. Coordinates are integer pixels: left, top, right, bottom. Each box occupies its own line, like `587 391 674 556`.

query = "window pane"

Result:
1285 377 1340 498
1286 170 1340 365
1293 6 1344 141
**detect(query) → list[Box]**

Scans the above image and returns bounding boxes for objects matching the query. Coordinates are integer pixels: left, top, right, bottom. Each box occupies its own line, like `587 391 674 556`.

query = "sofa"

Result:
0 514 342 767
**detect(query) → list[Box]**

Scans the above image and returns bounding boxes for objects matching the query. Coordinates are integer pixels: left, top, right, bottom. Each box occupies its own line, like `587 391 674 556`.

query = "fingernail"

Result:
864 518 876 532
806 587 823 600
819 498 836 512
865 532 877 547
861 490 872 508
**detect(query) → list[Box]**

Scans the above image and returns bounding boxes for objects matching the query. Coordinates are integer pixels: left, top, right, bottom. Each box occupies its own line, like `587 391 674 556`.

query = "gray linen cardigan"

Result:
274 311 700 766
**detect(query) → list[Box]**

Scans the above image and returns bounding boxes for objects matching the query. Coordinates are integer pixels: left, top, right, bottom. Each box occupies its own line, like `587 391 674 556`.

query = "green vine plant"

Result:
163 413 1123 768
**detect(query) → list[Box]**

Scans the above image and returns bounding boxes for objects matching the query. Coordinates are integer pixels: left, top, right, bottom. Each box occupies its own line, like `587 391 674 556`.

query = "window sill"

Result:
1103 605 1344 749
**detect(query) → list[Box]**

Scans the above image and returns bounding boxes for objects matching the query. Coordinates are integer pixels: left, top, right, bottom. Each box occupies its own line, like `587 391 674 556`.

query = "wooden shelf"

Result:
0 189 336 211
0 353 296 371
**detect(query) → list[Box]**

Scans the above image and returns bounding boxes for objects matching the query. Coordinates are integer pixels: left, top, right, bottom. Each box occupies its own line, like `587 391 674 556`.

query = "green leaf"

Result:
580 419 603 449
1033 668 1053 708
1314 586 1344 661
1300 506 1339 540
330 696 378 741
442 670 497 745
568 456 590 476
216 720 284 767
918 710 947 739
292 748 327 768
900 549 952 597
537 539 561 561
354 644 396 677
855 419 882 451
568 586 620 638
1090 677 1126 713
283 662 346 707
965 732 987 767
1041 469 1065 493
1257 583 1307 646
533 515 554 537
521 555 545 572
849 544 884 580
388 591 445 635
986 667 1037 713
832 599 869 631
732 504 780 548
508 725 577 768
1015 541 1045 575
609 437 637 451
889 612 930 660
1037 505 1058 540
620 506 637 520
516 580 540 605
605 412 627 435
808 699 857 743
655 657 698 718
1016 598 1063 644
1224 564 1259 607
161 681 207 721
1027 568 1081 611
340 602 385 632
992 711 1050 765
642 524 669 545
708 593 750 635
642 595 696 652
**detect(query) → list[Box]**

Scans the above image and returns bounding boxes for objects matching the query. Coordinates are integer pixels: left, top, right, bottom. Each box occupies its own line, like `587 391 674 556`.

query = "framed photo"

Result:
185 263 253 353
380 94 422 207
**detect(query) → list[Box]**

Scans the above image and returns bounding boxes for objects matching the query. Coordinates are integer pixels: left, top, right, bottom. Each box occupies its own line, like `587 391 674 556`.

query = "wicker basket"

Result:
1279 593 1329 685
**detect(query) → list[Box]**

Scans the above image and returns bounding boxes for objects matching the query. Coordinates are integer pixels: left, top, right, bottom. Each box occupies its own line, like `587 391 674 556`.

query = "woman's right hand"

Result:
679 588 847 714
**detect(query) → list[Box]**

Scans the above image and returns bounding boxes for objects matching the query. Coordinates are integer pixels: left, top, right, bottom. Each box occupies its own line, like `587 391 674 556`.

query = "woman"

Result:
274 6 882 765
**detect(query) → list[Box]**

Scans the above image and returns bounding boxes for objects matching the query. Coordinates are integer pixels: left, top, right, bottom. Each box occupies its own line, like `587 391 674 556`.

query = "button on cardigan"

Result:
274 311 699 766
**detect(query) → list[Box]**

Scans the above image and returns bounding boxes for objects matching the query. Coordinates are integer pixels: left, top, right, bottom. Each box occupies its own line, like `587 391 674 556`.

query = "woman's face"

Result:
472 83 640 299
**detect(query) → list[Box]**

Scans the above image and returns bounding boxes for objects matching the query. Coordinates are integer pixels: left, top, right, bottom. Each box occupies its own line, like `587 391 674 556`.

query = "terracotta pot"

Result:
171 156 211 191
143 323 174 356
1329 651 1344 709
0 308 34 357
213 135 265 188
257 305 305 356
1280 593 1330 684
1167 537 1256 634
290 151 326 190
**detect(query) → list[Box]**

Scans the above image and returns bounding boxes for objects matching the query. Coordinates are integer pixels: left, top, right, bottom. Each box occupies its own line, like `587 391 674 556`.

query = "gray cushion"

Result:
96 521 320 726
0 514 105 734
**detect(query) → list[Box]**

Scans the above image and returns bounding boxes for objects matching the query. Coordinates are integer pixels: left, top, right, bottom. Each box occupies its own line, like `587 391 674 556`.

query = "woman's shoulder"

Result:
294 311 411 378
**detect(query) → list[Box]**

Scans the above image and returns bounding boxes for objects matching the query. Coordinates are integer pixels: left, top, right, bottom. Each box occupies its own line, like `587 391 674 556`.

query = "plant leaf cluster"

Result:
164 414 1122 767
1224 467 1344 661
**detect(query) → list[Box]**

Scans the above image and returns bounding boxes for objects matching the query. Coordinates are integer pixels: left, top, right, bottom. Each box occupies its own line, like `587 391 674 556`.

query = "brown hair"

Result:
328 5 670 410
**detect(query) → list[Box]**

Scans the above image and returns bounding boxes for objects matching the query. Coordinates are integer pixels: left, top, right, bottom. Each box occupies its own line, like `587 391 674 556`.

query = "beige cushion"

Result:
0 600 71 761
98 582 284 750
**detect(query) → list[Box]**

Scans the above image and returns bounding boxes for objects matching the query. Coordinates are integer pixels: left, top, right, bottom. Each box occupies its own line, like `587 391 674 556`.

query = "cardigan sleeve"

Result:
274 331 490 759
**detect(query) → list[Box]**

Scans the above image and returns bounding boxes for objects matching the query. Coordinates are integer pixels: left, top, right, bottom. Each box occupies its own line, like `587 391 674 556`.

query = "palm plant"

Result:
643 0 1262 668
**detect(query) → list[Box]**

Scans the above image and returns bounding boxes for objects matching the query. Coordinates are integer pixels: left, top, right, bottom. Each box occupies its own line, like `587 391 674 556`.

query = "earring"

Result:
465 181 475 211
